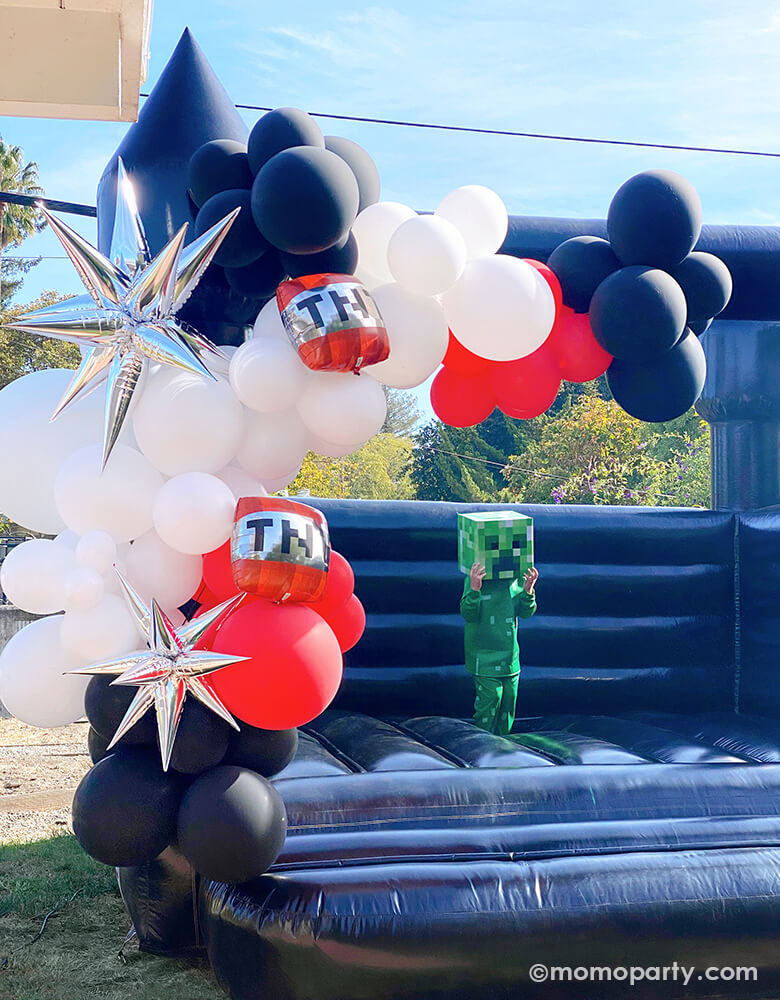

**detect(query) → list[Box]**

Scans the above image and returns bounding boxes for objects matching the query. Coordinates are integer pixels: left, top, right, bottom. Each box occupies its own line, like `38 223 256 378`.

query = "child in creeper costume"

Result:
460 561 538 736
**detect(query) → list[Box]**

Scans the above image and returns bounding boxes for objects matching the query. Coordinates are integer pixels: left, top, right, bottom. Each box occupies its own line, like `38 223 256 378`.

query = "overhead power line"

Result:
139 93 780 160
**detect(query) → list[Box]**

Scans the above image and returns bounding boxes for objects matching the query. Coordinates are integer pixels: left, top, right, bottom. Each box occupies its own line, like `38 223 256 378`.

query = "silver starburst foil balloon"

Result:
8 158 240 468
70 573 246 771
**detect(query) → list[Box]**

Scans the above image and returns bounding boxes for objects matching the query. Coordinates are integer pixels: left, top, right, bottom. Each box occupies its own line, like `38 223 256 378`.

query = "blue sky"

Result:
3 0 780 415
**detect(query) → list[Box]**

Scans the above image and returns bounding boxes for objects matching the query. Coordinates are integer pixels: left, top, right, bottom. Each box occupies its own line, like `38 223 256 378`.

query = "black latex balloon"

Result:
72 749 182 867
671 251 733 324
225 726 298 778
689 317 713 336
195 189 270 268
87 726 110 764
607 170 703 270
589 265 687 361
324 137 380 214
85 675 156 746
248 108 324 176
168 700 231 775
607 330 707 422
176 765 288 882
179 265 259 336
225 251 287 300
188 140 253 208
279 232 358 278
546 236 620 313
251 146 360 255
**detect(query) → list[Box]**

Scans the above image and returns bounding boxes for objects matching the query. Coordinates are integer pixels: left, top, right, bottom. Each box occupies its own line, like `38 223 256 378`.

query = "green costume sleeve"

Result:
460 578 482 622
510 581 537 618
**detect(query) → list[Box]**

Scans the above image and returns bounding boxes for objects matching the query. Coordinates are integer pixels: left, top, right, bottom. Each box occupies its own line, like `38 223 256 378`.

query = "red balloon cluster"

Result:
430 260 612 428
195 543 365 731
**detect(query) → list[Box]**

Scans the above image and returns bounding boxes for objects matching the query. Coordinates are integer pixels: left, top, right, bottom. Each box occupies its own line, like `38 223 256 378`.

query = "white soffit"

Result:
0 1 152 121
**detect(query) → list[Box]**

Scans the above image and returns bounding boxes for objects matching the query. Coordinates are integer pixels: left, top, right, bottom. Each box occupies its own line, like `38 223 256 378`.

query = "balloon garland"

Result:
0 89 734 886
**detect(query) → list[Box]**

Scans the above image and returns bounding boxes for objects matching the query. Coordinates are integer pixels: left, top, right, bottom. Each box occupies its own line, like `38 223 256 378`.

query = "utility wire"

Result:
139 93 780 160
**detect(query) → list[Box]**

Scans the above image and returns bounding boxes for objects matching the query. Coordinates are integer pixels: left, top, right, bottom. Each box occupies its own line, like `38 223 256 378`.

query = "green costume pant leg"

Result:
473 674 520 736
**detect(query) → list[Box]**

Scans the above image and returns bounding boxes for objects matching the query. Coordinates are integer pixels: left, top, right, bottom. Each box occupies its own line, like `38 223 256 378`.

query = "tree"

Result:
0 137 45 306
0 289 79 389
382 387 421 436
410 409 540 502
290 433 415 499
503 394 710 507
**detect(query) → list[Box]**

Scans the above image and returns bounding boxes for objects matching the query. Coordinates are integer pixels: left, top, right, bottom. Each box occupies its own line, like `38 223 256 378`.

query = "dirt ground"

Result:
0 718 91 845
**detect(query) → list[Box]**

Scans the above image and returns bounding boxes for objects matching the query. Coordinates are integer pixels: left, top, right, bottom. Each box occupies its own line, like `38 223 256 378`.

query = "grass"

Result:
0 835 220 1000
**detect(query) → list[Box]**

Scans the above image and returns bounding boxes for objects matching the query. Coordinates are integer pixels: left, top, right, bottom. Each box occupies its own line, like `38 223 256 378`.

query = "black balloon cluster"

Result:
74 675 297 884
182 107 380 335
547 170 732 422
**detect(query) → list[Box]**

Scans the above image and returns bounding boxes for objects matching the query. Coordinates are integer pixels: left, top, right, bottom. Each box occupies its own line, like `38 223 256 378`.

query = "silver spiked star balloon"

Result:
70 573 247 771
9 158 240 467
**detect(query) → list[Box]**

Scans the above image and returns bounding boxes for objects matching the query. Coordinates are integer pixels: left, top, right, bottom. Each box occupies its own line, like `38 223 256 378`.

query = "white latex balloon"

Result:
63 566 105 613
297 372 387 446
263 464 304 493
0 539 74 614
441 256 556 362
206 344 239 380
54 443 163 544
366 284 449 389
0 368 109 533
252 299 289 342
60 594 144 664
387 215 467 295
53 530 80 550
153 473 236 555
236 408 310 482
75 530 117 575
216 465 268 500
0 616 88 727
133 367 245 476
229 338 308 413
435 185 509 259
352 202 416 283
124 530 202 611
308 434 360 459
352 266 384 292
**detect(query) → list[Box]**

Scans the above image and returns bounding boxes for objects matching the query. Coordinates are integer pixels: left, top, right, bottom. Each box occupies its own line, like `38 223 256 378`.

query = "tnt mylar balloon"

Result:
277 272 389 374
232 497 330 603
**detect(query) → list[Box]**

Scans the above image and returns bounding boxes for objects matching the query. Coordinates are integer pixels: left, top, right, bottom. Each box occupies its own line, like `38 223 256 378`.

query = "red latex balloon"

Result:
520 259 564 314
549 307 613 383
202 542 240 602
431 367 496 428
207 601 343 729
442 329 493 375
311 551 354 615
323 594 366 653
491 346 561 419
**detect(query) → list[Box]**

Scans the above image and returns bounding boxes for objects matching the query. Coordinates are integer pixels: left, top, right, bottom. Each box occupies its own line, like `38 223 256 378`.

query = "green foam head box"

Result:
457 511 534 581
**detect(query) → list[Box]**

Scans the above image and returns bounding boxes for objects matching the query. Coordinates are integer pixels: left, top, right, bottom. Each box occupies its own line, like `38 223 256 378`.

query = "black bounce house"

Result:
48 29 780 1000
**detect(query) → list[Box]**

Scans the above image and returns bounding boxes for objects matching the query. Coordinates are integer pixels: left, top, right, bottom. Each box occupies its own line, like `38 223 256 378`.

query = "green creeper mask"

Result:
457 511 534 581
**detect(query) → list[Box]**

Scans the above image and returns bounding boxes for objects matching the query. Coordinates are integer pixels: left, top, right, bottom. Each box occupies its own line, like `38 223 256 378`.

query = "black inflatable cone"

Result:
97 28 247 258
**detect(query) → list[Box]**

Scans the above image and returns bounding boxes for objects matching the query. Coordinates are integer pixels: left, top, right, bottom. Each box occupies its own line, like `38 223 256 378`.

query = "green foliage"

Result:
0 289 79 390
410 409 539 502
382 387 422 436
503 394 710 507
290 432 415 499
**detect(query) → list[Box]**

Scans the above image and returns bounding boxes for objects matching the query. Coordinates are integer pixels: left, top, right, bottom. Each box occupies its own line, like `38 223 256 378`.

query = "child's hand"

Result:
470 562 486 591
523 567 539 594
